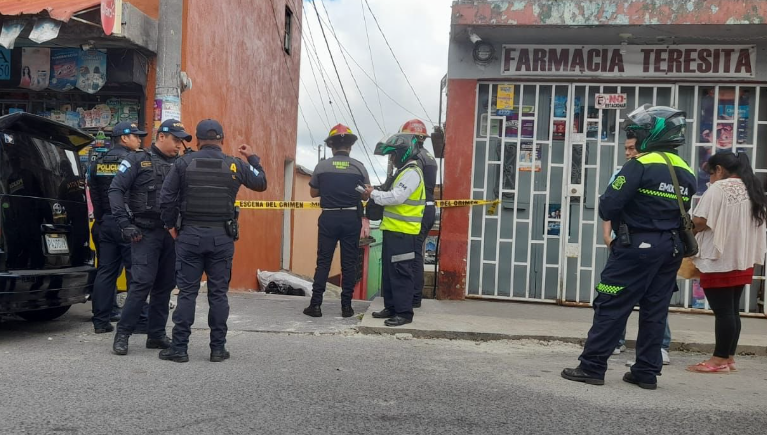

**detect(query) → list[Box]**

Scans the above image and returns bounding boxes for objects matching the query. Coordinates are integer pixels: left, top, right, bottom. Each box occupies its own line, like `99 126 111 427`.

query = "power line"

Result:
299 34 332 126
360 0 386 131
319 0 386 136
310 0 384 183
300 77 330 127
302 2 345 124
363 0 434 124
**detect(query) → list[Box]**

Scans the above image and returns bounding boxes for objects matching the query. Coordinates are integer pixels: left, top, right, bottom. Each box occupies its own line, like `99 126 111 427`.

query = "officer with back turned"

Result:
109 119 192 356
158 119 267 363
88 122 148 334
302 124 369 319
562 104 696 390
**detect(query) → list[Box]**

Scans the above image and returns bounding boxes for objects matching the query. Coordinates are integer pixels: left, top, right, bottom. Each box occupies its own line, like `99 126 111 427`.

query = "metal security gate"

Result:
467 81 767 316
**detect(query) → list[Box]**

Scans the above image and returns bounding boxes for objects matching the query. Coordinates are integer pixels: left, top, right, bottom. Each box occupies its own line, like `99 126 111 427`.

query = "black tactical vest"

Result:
182 156 237 224
128 151 175 218
416 149 438 202
93 147 129 212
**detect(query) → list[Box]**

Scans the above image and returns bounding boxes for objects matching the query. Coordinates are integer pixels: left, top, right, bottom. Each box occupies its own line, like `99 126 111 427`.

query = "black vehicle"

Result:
0 113 96 321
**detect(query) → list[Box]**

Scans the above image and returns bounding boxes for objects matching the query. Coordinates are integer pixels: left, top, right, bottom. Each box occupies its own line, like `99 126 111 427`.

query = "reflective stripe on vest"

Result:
380 164 425 235
635 152 695 175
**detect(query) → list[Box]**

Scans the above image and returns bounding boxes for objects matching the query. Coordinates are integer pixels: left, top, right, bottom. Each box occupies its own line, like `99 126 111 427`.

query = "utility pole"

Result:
153 0 187 136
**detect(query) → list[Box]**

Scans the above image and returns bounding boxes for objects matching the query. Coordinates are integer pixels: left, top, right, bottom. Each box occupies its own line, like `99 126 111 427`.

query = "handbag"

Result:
658 152 699 257
677 257 701 280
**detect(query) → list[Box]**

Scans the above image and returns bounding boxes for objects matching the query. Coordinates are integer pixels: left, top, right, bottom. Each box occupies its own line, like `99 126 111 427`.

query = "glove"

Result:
121 225 143 243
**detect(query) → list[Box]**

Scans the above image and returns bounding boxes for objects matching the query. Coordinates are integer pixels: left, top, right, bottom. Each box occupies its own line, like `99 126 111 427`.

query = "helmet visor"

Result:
625 103 655 128
374 134 419 156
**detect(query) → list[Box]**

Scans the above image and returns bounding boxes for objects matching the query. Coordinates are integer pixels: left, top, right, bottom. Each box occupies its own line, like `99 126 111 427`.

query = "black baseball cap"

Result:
196 119 224 140
112 121 147 138
159 119 193 142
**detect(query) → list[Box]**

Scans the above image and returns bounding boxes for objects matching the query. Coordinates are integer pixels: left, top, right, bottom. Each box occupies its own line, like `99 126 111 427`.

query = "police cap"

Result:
112 121 147 138
159 119 193 142
196 119 224 140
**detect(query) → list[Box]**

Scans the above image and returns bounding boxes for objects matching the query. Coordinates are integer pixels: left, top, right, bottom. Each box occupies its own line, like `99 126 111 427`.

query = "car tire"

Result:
16 305 71 322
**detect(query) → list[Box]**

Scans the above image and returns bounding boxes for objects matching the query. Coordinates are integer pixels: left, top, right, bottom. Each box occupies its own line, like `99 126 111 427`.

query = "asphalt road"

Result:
1 302 766 435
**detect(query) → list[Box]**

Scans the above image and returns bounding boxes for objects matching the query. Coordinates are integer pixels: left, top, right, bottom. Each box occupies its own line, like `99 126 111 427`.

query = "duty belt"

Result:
321 206 358 211
133 216 164 229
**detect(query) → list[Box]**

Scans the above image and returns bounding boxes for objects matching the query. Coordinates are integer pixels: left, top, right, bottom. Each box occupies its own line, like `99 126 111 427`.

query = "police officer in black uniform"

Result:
562 104 696 389
88 122 148 334
399 120 438 308
303 124 369 319
110 119 192 355
158 119 267 363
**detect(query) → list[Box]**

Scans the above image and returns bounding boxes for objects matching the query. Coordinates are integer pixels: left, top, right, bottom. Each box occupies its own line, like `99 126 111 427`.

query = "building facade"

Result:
440 0 767 316
0 0 302 290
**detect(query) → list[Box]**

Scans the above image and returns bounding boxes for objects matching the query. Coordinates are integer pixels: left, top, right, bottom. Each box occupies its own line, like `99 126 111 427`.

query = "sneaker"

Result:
612 347 622 355
619 345 626 352
661 348 671 365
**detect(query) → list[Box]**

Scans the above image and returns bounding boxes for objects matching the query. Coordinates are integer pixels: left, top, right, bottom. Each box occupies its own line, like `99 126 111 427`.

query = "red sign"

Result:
101 0 116 36
595 93 627 109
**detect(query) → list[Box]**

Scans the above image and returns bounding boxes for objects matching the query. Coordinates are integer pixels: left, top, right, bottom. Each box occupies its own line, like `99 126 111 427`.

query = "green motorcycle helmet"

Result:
375 133 419 169
623 104 687 152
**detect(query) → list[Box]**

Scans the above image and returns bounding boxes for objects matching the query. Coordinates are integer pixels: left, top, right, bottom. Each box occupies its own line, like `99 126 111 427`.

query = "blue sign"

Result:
0 48 10 80
496 109 513 116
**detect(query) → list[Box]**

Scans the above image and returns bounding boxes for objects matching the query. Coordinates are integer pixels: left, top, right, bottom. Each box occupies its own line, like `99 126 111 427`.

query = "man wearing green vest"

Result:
365 134 426 326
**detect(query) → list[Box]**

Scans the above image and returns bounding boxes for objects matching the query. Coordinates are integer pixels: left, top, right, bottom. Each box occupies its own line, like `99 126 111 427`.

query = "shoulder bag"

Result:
658 152 698 257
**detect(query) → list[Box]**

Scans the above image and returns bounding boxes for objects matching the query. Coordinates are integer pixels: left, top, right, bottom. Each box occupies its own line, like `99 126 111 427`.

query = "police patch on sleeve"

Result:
118 160 132 173
611 175 626 190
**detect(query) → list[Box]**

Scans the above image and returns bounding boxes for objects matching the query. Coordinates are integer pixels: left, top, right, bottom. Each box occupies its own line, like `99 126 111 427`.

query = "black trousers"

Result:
117 227 176 339
382 230 417 320
413 205 436 304
92 216 135 327
702 285 744 358
310 211 361 307
171 226 234 351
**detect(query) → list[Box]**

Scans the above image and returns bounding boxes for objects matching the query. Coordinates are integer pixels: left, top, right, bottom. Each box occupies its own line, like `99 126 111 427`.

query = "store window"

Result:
284 6 293 55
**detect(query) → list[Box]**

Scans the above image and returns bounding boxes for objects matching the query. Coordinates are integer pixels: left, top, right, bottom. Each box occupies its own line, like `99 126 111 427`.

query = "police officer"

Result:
399 119 438 308
89 122 148 334
110 119 192 355
303 124 370 319
365 133 425 327
157 119 267 363
562 104 696 389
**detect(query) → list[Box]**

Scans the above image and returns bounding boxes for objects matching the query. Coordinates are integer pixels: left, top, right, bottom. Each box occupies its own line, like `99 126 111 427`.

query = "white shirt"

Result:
692 178 767 273
370 166 422 206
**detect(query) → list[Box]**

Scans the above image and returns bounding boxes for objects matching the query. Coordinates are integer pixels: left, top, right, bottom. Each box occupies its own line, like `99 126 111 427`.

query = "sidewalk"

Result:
358 297 767 356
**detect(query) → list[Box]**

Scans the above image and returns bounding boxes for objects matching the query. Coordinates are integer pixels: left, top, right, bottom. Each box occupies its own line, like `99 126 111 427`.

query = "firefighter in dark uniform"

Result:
365 133 425 327
303 124 370 318
562 104 696 389
157 119 267 363
88 122 148 334
399 119 438 308
110 119 192 355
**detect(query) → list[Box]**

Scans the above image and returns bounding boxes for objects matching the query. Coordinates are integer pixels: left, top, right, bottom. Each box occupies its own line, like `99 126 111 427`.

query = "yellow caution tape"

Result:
235 199 500 210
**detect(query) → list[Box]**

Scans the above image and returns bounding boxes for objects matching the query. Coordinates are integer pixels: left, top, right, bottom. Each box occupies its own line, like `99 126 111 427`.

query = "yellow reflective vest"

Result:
380 163 425 235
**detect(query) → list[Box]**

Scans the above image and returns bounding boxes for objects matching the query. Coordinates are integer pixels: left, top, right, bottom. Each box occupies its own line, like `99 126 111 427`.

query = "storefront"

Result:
440 1 767 316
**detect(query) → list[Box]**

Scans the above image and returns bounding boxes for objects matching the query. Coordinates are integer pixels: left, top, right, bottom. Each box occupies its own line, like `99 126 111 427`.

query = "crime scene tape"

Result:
234 199 500 210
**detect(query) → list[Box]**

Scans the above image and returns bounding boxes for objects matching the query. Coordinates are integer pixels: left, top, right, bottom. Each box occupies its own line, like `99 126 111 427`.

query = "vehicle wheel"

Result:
16 305 72 322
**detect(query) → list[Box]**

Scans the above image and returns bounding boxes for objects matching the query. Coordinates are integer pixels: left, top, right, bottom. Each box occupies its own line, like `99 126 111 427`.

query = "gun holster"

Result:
226 206 240 241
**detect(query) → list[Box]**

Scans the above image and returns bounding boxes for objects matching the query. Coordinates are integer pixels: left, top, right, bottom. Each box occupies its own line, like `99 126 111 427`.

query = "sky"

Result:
296 0 453 183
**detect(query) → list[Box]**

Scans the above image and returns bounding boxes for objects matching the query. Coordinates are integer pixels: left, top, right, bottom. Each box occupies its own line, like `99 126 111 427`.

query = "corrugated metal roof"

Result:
0 0 101 22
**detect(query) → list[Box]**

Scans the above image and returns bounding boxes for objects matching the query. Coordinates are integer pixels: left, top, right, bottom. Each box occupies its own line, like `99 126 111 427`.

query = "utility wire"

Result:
360 0 386 131
302 32 348 123
310 0 384 183
299 33 332 125
302 2 344 124
319 0 386 136
300 77 330 127
363 0 434 124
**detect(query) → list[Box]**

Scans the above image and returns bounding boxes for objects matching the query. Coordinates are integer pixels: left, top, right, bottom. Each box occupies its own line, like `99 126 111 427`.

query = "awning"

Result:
0 1 100 22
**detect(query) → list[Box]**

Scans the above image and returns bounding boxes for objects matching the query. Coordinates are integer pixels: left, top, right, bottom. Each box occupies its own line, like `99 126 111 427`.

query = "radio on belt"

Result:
354 185 366 193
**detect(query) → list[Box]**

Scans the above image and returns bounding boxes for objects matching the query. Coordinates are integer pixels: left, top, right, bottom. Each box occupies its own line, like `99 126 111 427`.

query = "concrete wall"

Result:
127 0 159 20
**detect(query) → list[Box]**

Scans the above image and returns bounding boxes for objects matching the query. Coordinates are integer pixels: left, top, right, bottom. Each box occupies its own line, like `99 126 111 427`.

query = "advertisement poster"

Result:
20 47 50 91
519 142 542 172
497 84 515 111
49 49 79 91
0 47 9 80
505 113 535 138
76 50 107 94
547 204 561 236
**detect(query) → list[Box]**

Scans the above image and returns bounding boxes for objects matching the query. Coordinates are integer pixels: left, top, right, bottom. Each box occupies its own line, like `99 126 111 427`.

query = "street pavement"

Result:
1 294 766 434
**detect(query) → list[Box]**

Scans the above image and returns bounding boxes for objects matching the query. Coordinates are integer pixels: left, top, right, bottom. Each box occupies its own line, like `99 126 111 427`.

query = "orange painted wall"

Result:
438 79 476 300
126 0 159 20
176 0 302 290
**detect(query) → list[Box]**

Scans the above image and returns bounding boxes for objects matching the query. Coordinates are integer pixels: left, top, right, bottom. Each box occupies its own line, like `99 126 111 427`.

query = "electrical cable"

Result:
300 36 332 125
360 0 386 131
301 2 340 123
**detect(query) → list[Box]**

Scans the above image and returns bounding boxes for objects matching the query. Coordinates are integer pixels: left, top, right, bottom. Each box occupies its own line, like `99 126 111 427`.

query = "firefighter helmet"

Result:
324 123 358 147
399 119 430 139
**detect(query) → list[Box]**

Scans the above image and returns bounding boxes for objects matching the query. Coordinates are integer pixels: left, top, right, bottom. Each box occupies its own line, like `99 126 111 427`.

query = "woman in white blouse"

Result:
689 152 767 374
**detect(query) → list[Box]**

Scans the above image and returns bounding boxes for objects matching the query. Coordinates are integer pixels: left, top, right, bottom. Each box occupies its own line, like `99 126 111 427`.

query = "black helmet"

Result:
623 104 686 152
375 134 419 169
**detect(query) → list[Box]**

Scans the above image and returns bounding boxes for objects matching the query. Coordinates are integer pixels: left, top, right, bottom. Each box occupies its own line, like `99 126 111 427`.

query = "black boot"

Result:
341 305 354 318
623 372 657 390
112 333 129 355
372 308 395 319
159 347 189 363
146 336 172 349
561 367 605 385
94 324 114 334
384 316 412 327
303 305 322 317
210 348 231 362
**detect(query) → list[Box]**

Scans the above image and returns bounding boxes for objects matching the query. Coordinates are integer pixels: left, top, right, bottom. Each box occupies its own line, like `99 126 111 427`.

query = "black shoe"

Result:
146 336 172 349
384 315 412 327
303 305 322 317
623 372 657 390
210 348 231 362
94 324 114 334
159 348 189 363
372 308 395 319
112 333 129 355
341 305 354 318
134 325 148 335
413 302 422 308
561 367 605 385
